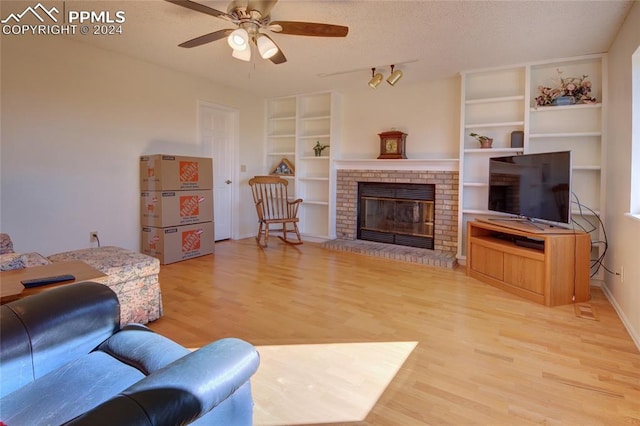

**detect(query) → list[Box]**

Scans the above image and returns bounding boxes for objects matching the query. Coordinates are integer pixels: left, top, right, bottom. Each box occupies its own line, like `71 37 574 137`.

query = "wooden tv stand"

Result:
466 219 590 306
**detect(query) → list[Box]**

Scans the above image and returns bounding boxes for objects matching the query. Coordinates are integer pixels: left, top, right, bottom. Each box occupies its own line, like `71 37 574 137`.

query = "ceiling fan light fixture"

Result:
368 67 383 88
227 28 249 50
257 35 278 59
387 65 403 86
232 45 251 62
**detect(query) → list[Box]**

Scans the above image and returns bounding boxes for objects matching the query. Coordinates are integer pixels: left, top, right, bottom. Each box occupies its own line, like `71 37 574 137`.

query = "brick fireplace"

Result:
325 159 459 268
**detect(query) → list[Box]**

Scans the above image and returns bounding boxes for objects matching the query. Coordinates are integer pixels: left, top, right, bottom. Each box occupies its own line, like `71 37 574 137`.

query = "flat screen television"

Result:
488 151 572 227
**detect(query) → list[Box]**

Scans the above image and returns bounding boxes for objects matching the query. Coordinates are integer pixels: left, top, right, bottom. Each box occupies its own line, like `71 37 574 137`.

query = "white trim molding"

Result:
334 158 459 171
601 282 640 351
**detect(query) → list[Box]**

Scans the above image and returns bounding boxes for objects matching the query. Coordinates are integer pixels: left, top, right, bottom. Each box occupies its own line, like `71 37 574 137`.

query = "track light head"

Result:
368 67 383 88
387 65 403 86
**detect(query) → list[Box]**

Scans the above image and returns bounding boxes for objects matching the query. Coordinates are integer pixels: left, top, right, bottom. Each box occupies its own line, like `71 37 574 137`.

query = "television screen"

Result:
488 151 572 225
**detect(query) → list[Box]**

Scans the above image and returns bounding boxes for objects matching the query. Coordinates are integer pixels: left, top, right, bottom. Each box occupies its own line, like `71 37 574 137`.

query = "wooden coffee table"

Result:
0 261 107 304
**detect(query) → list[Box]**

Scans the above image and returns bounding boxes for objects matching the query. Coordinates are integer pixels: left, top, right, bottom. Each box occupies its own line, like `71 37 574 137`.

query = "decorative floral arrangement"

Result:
535 69 597 106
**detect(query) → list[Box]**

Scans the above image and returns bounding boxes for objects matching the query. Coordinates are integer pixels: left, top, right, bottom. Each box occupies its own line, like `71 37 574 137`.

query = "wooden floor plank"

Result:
148 239 640 425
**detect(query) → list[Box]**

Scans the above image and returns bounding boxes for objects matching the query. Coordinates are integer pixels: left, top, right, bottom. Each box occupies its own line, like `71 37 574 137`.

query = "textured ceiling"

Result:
11 0 635 98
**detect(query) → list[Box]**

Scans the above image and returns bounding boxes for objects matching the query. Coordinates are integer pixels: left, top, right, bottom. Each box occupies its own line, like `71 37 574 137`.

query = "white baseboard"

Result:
601 283 640 351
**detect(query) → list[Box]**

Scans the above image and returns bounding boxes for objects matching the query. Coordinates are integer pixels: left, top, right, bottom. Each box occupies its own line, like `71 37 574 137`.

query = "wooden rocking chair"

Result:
248 176 303 247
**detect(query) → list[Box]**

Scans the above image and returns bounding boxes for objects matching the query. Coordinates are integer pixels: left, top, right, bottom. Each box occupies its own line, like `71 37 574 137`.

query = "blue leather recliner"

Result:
0 281 260 425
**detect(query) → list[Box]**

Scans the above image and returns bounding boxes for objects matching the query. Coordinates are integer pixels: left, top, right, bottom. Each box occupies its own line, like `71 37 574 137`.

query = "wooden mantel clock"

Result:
377 131 407 159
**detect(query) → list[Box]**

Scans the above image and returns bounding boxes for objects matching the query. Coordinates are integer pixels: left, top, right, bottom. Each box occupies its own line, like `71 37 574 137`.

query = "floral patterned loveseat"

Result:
0 234 162 324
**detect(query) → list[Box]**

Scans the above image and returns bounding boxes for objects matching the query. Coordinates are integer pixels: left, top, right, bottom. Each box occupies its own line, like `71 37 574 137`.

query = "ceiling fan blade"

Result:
178 29 233 48
269 48 287 64
261 34 286 64
165 0 232 20
269 21 348 37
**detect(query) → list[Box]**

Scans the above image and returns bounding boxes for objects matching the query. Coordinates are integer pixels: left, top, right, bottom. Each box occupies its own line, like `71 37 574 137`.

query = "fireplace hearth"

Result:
358 182 435 249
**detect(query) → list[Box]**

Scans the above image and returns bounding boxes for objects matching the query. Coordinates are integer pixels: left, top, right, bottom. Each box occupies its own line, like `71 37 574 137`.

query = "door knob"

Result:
225 180 232 184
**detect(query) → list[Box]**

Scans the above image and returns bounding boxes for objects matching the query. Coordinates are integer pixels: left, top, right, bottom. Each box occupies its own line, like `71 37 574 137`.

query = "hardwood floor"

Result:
148 238 640 425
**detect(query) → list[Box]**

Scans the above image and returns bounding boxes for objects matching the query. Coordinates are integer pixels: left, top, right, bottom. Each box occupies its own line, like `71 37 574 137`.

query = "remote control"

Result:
21 274 76 288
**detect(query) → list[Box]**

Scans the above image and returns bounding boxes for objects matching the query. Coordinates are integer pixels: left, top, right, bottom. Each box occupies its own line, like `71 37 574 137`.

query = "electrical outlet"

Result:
90 231 99 242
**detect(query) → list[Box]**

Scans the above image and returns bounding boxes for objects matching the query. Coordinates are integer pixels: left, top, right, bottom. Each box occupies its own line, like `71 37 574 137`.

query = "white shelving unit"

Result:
458 65 527 261
266 95 297 195
265 91 341 241
458 54 607 280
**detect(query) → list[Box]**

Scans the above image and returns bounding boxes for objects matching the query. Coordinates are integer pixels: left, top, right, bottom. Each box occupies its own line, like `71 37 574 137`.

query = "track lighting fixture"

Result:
368 68 383 88
387 64 403 86
368 65 403 88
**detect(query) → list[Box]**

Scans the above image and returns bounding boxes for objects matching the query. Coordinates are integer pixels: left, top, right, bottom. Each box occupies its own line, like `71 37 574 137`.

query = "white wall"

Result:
1 34 265 255
341 77 460 159
604 1 640 347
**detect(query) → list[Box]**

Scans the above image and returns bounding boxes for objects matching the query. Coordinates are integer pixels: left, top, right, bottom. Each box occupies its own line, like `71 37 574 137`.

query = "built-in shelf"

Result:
300 115 331 121
267 151 296 156
299 176 329 181
530 103 602 112
529 132 601 138
573 165 601 171
300 156 330 160
465 121 525 129
466 95 525 105
299 134 331 139
464 148 524 154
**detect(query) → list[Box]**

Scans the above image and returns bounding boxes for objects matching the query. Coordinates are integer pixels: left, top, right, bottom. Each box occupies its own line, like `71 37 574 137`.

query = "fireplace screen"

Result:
357 183 435 249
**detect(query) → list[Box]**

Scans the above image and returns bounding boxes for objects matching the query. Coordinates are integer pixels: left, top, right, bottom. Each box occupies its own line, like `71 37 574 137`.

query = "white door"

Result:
198 101 238 241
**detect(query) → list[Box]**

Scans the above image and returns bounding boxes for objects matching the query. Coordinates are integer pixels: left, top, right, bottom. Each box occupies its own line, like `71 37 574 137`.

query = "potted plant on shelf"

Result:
469 133 493 149
313 141 330 157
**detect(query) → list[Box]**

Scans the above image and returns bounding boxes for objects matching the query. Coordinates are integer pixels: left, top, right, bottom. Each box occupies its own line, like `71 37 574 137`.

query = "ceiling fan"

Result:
165 0 349 64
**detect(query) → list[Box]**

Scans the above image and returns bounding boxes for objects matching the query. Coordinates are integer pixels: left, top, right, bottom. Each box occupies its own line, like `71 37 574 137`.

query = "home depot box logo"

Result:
147 235 160 250
180 195 204 217
179 161 198 182
145 195 158 213
182 228 203 253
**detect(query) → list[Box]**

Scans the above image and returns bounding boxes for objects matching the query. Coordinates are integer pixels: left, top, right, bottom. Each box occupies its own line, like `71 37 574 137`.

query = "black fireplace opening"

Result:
357 182 435 249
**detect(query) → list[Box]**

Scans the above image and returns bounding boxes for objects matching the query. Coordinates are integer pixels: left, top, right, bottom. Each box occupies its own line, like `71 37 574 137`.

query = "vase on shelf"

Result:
553 96 576 106
480 138 493 149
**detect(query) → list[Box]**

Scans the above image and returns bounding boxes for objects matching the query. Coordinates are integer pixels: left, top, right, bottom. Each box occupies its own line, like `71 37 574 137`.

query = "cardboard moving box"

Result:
141 222 214 265
141 190 213 227
140 154 213 190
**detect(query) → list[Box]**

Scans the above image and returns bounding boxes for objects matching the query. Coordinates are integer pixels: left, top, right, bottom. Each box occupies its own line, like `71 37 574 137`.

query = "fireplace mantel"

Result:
334 158 459 171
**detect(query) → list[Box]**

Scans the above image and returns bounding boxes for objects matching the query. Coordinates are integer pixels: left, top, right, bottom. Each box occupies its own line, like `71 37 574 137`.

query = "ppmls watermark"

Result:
1 2 126 36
